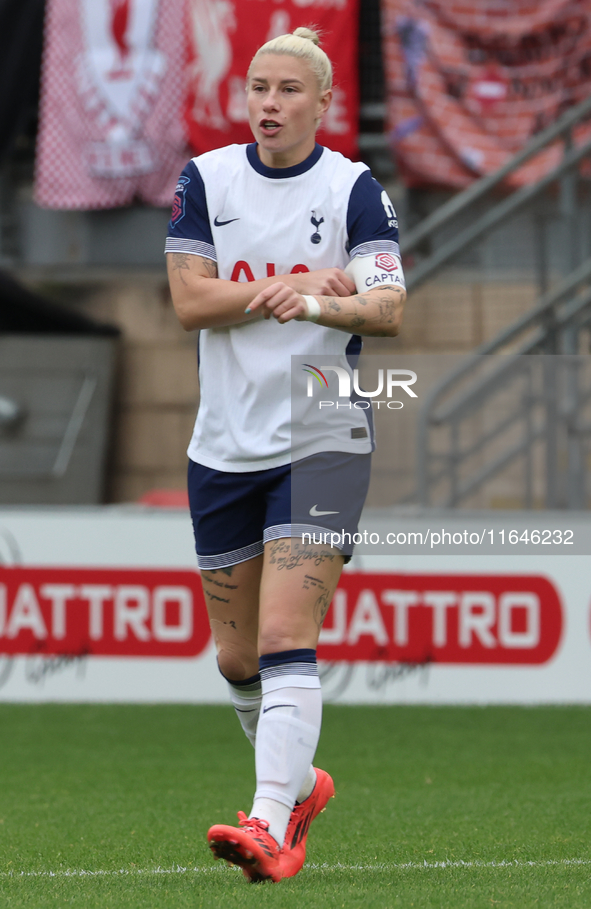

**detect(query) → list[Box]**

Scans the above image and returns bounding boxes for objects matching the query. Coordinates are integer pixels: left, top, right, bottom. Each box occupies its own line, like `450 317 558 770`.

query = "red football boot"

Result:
207 811 283 883
280 768 335 878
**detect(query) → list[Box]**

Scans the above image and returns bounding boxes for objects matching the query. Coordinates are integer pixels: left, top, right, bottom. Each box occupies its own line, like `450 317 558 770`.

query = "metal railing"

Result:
407 96 591 509
416 255 591 509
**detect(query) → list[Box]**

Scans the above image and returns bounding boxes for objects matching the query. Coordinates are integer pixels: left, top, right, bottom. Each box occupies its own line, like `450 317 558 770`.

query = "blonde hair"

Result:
248 27 333 93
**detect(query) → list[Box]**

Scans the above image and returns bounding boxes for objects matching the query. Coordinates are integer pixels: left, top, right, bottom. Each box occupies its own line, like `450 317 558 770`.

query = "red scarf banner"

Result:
35 0 188 210
185 0 360 160
381 0 591 188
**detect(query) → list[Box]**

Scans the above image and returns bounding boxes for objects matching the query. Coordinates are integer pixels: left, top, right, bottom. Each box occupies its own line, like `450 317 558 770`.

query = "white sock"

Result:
227 675 315 804
226 675 316 805
297 765 317 804
250 797 292 846
226 676 262 749
251 684 322 846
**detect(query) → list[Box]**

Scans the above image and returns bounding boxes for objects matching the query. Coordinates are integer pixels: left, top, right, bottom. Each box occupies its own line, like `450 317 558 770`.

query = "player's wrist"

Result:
302 295 321 322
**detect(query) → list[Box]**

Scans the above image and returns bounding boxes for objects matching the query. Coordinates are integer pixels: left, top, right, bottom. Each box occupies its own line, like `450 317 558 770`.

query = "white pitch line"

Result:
2 858 591 880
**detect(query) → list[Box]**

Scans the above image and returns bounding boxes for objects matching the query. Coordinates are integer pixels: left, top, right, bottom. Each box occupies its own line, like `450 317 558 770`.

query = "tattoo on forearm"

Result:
320 286 404 335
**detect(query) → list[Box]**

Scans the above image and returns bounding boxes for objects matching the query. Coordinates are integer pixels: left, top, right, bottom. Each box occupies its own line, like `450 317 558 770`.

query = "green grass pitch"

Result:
1 703 591 907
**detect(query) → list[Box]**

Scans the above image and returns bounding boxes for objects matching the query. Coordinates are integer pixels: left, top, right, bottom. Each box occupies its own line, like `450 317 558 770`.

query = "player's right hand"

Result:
288 268 356 298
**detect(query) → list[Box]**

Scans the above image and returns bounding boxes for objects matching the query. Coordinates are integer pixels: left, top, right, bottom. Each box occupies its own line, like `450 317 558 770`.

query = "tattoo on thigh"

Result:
301 573 332 629
203 589 230 604
201 570 238 590
303 575 324 587
313 589 331 630
268 539 336 570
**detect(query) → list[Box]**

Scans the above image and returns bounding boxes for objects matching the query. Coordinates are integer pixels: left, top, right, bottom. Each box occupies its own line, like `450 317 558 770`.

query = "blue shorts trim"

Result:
188 452 371 568
197 540 265 570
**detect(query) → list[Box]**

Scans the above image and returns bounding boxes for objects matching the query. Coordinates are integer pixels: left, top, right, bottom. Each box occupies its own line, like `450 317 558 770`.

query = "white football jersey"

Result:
165 143 400 472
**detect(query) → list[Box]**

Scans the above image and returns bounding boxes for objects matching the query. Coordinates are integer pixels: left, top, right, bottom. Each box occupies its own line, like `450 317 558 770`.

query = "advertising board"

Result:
0 508 589 704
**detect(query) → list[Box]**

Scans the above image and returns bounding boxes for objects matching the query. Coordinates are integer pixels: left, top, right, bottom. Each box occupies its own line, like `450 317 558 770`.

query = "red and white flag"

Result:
35 0 188 209
184 0 360 160
382 0 591 189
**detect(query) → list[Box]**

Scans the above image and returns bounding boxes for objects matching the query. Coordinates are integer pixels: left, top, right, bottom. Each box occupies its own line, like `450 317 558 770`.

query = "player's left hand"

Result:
248 282 310 323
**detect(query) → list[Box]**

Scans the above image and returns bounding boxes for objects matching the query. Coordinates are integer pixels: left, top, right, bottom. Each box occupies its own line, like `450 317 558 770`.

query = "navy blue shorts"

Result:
188 451 371 569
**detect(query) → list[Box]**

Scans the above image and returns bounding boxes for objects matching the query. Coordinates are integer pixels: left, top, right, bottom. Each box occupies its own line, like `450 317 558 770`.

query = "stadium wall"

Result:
0 507 589 705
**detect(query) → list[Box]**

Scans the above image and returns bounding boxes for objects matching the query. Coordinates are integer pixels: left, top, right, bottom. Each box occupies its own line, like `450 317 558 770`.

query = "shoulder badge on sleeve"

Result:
171 175 190 228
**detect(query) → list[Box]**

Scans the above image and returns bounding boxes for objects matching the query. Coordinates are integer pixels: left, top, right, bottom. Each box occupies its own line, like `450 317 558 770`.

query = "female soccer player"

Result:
166 27 406 882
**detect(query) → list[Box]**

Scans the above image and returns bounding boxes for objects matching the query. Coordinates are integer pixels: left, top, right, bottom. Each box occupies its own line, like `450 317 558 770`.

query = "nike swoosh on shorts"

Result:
309 505 340 516
214 216 240 226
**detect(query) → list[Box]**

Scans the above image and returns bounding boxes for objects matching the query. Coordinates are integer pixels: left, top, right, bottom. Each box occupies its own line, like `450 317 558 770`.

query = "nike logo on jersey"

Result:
309 505 339 516
214 216 240 226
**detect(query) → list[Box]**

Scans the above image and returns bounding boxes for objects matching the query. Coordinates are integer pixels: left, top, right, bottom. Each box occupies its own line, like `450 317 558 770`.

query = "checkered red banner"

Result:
184 0 360 160
35 0 188 210
382 0 591 188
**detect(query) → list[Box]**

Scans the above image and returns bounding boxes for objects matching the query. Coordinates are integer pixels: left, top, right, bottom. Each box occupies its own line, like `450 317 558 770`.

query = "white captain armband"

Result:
345 252 406 293
302 294 321 322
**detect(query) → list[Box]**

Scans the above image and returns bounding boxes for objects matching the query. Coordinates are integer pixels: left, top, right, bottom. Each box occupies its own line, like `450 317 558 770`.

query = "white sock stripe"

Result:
260 663 319 681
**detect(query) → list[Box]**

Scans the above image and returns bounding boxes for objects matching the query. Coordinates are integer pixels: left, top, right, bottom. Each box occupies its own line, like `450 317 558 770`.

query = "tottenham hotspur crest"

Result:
310 211 324 244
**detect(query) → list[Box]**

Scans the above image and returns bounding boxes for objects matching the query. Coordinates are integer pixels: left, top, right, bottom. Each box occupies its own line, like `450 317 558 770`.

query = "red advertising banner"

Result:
381 0 591 188
185 0 360 159
318 572 563 664
0 566 563 667
0 567 210 658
